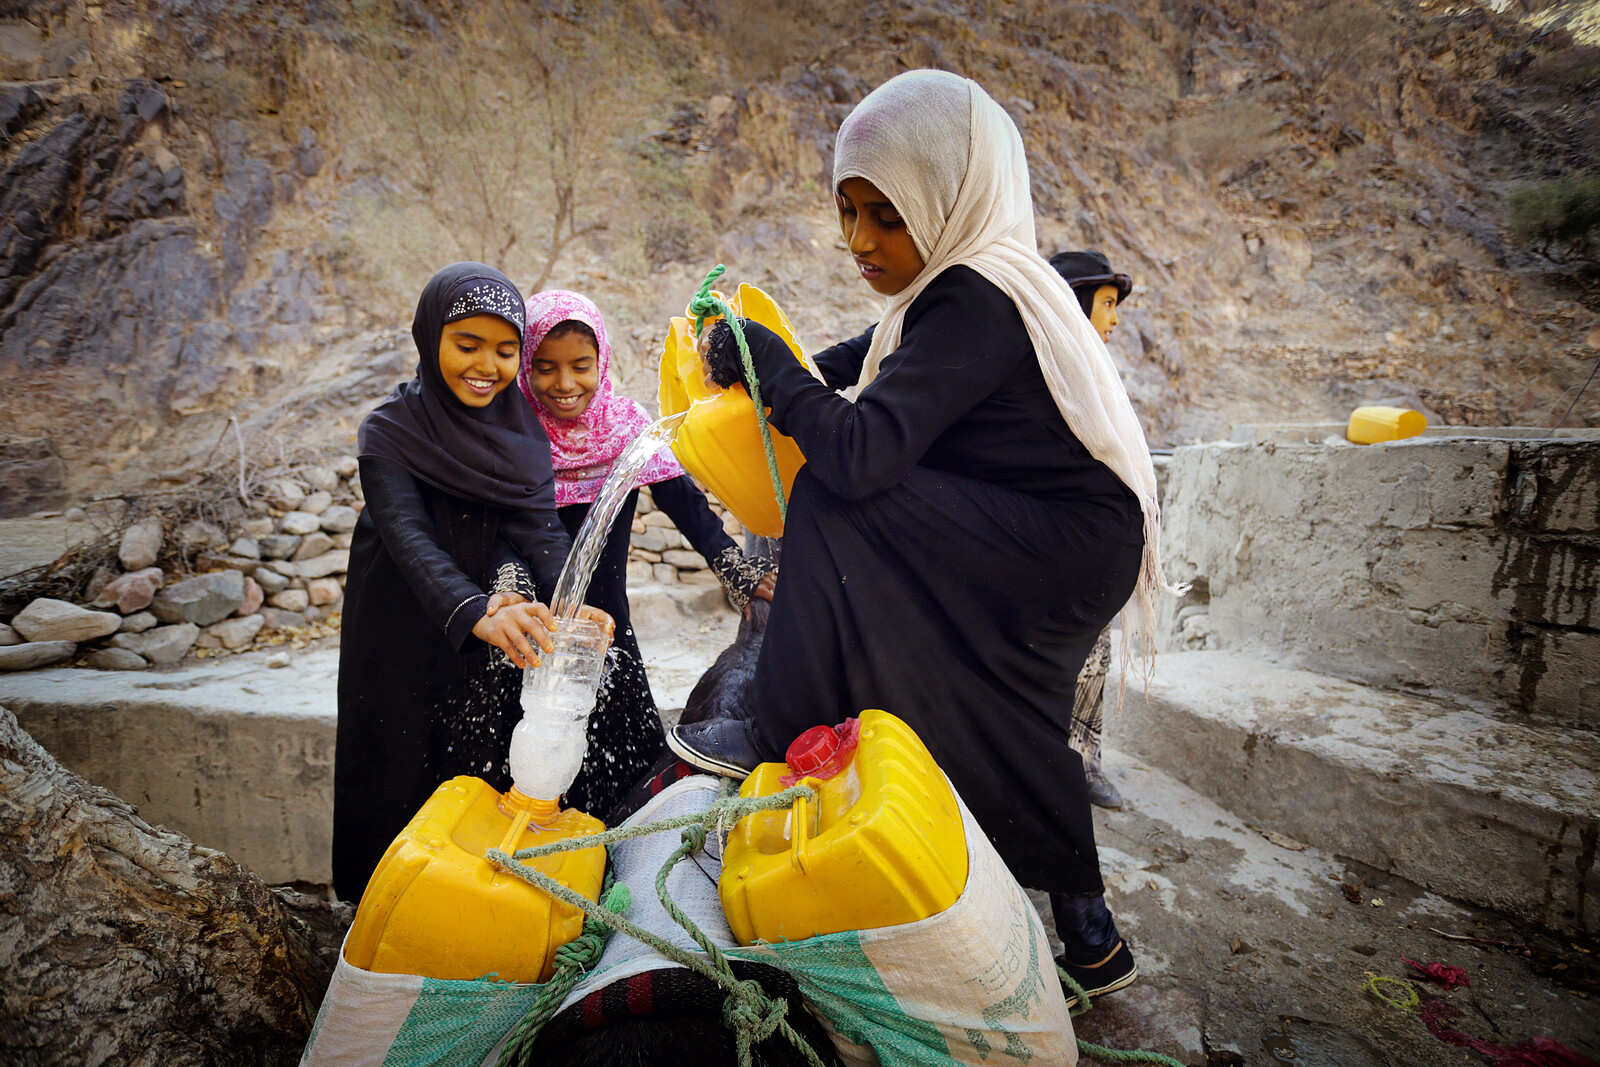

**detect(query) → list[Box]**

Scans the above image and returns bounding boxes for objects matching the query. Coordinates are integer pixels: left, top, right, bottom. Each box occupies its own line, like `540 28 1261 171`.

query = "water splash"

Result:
550 409 688 619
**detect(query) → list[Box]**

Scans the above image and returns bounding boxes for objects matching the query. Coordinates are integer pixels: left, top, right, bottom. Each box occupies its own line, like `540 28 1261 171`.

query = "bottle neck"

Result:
504 787 562 825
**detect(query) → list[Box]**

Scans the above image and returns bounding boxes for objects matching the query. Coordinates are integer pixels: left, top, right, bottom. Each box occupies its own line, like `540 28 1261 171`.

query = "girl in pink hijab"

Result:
518 289 775 818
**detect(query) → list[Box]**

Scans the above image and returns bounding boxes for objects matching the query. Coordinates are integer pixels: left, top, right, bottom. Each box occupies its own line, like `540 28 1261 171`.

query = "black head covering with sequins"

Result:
358 261 555 511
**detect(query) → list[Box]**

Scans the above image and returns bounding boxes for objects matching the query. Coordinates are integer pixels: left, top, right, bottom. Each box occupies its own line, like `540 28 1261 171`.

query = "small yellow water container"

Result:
719 709 968 945
343 777 606 983
658 283 814 537
1347 405 1427 444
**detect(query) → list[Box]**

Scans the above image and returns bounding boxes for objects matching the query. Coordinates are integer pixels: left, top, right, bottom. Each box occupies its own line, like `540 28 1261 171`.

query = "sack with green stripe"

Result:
729 794 1078 1066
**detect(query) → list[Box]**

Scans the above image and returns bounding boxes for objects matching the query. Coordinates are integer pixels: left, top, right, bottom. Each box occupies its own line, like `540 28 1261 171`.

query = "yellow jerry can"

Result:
719 709 969 945
343 777 606 983
1347 405 1427 444
658 282 815 538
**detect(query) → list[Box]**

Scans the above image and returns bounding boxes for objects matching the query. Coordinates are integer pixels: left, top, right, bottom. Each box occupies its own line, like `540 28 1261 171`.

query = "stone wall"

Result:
1160 436 1600 724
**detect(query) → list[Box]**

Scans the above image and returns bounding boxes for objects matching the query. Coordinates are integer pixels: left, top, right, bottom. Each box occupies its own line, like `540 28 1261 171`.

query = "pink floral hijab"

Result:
518 289 685 506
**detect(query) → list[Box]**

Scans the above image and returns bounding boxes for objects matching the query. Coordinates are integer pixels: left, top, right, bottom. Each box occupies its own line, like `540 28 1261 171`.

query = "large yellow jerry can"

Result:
343 777 606 983
1346 405 1427 444
658 283 814 538
719 709 969 945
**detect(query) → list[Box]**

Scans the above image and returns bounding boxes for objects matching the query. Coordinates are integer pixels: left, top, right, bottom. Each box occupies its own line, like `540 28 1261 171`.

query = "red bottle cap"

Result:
786 725 840 776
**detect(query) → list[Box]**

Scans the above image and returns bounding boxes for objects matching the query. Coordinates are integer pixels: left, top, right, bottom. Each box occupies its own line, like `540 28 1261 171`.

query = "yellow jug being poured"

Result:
719 708 969 945
659 281 814 537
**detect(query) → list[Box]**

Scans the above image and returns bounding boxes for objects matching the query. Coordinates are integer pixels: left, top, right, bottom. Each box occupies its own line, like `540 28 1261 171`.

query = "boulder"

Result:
0 623 20 646
82 647 147 670
0 641 76 670
258 534 301 560
303 466 339 491
306 578 341 607
109 623 199 665
279 511 322 536
254 568 291 596
265 560 299 578
300 490 332 517
319 505 358 533
662 549 707 570
264 478 307 510
261 608 308 631
204 614 264 650
11 598 122 642
291 532 335 561
237 575 264 616
268 589 310 612
296 550 349 580
229 537 261 560
150 571 245 627
118 518 164 570
332 455 359 478
176 521 227 553
118 611 157 634
91 566 165 614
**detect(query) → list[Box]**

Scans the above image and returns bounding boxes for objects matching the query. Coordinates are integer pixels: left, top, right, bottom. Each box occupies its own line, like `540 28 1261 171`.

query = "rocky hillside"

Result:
2 0 1597 515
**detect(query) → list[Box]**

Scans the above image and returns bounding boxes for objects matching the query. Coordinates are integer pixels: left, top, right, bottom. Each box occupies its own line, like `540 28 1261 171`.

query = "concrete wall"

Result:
1160 437 1600 724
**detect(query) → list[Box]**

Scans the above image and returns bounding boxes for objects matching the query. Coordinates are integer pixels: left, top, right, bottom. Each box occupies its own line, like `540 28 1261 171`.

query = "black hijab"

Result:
358 262 554 511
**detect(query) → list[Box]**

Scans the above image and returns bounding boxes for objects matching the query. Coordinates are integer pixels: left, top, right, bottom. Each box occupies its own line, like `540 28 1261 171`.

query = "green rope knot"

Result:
686 262 788 523
680 822 709 854
723 978 789 1045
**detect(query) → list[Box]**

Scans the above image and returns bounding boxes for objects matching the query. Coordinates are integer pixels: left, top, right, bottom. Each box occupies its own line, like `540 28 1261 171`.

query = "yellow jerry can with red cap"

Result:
342 776 606 983
658 282 814 538
718 709 969 945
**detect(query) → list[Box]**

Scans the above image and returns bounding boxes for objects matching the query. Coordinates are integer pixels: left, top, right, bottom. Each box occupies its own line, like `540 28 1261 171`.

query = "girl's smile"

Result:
837 176 926 296
438 314 521 407
528 328 601 420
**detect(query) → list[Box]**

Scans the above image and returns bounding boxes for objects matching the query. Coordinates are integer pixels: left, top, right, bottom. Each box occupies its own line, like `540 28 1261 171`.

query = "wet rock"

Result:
205 614 264 650
110 622 199 665
11 599 122 642
0 640 75 670
91 566 165 614
300 490 332 517
118 611 157 634
318 505 358 534
278 511 321 536
150 570 246 627
258 534 301 560
305 578 341 607
118 519 164 570
254 568 290 596
237 575 263 617
291 532 334 561
268 589 309 613
83 647 148 671
296 551 348 580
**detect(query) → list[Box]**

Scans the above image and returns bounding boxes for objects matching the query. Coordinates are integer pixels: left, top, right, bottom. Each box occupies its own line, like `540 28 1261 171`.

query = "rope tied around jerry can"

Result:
688 263 788 524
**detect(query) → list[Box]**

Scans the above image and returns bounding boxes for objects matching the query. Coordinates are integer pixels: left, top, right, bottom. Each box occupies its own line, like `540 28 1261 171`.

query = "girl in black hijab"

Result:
333 262 611 902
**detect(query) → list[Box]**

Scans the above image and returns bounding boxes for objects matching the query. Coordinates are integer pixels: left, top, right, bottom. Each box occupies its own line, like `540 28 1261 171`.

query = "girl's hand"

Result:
574 604 616 652
751 570 777 602
474 596 556 669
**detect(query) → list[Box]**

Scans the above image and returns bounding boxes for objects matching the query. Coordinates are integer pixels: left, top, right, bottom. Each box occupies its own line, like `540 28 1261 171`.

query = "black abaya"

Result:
333 456 568 902
722 265 1144 897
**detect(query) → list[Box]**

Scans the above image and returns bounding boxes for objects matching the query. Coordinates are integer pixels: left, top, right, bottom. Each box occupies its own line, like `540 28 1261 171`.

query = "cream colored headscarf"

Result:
836 68 1179 669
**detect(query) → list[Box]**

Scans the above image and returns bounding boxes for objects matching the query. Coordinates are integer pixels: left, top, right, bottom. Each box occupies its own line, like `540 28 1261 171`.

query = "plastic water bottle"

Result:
508 617 608 808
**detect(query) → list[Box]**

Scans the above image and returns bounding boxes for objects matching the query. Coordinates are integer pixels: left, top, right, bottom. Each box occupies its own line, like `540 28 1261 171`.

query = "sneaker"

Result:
666 717 762 779
1055 941 1138 1009
1084 757 1124 810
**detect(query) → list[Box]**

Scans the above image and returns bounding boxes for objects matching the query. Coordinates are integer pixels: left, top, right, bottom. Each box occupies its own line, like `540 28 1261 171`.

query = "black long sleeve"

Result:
357 456 489 650
493 494 570 601
808 326 874 391
649 474 736 563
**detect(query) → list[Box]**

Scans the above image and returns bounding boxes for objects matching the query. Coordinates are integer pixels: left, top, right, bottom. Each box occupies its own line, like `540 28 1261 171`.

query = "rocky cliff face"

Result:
0 0 1595 514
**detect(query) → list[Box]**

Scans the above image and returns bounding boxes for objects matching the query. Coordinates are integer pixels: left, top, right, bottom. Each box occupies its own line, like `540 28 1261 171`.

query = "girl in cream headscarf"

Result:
668 69 1175 1003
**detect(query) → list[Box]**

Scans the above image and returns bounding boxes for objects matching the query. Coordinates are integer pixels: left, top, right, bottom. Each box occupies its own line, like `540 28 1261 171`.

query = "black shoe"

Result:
666 717 762 779
1085 758 1124 810
1055 941 1138 1009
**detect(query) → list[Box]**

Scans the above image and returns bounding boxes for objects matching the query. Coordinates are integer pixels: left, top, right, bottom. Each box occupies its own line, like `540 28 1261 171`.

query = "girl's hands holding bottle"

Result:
475 593 615 668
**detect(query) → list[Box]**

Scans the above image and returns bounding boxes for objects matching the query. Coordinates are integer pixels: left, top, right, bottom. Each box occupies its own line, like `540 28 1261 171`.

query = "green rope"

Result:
496 876 631 1067
1056 962 1187 1066
688 264 788 523
487 785 829 1067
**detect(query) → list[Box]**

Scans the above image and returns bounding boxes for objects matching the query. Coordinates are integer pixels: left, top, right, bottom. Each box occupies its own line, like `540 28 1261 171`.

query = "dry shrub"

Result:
1171 92 1288 187
1526 45 1600 95
1284 1 1394 81
1508 172 1600 258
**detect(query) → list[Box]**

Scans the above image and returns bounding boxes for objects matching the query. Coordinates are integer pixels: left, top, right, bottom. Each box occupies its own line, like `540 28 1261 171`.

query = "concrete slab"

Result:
1112 649 1600 938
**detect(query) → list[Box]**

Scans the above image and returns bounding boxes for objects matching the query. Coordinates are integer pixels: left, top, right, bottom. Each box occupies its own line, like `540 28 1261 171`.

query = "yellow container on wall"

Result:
343 776 606 983
719 709 969 946
1347 405 1427 444
658 283 814 538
